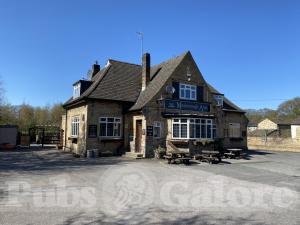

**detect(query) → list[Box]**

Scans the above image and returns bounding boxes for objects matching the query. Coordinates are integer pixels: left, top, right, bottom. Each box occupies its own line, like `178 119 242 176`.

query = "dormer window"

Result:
180 83 197 100
214 95 224 106
73 83 81 99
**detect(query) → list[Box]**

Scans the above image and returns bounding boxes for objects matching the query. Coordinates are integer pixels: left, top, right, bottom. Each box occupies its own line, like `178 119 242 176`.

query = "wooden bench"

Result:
224 152 235 159
201 155 221 164
164 155 191 165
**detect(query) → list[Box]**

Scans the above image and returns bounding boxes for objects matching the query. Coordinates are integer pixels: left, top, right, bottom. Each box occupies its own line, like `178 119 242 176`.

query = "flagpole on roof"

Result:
136 31 143 63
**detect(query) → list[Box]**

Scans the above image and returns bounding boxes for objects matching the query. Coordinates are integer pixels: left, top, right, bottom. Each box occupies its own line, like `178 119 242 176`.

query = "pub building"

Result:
62 51 248 158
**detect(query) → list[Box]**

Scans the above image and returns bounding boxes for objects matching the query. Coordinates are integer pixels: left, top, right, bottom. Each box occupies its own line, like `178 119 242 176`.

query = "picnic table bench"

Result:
164 152 191 165
195 150 222 164
225 148 246 159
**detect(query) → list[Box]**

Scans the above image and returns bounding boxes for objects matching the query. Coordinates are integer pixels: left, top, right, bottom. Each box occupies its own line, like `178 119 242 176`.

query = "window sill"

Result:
68 137 78 140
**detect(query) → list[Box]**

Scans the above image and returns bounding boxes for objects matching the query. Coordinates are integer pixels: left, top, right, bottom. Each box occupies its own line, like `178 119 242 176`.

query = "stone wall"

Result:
63 104 87 155
136 53 248 157
248 136 300 152
85 100 124 155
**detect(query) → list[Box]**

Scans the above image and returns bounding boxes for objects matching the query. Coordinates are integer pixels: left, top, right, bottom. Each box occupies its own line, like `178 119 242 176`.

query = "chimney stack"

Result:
92 61 100 78
142 53 150 91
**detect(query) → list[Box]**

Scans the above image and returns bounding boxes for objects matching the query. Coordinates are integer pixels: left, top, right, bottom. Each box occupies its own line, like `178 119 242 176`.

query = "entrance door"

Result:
135 120 142 152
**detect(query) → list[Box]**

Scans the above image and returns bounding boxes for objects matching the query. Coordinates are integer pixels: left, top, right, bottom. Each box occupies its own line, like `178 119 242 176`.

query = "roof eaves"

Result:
63 65 111 107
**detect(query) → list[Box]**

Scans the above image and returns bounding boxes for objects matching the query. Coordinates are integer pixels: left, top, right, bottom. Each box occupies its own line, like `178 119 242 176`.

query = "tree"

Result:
50 103 65 126
17 103 35 131
0 104 18 125
0 76 4 106
277 97 300 121
34 106 51 125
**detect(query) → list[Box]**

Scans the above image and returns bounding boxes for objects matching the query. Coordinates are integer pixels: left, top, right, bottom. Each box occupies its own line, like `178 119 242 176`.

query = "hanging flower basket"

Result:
193 139 215 146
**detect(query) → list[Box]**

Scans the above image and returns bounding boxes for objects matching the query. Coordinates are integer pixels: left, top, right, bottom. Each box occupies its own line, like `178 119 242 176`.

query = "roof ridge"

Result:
151 51 190 68
108 59 141 67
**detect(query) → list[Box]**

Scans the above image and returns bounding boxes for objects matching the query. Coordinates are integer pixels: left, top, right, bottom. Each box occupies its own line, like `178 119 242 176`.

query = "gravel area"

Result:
0 147 299 225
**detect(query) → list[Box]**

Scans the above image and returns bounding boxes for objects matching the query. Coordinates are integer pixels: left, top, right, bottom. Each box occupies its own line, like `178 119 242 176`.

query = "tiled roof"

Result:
88 60 141 102
206 83 245 113
63 61 141 107
291 116 300 125
63 51 244 114
130 51 188 111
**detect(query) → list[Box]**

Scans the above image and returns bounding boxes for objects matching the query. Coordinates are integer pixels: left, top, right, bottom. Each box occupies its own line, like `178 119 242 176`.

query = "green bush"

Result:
154 146 166 159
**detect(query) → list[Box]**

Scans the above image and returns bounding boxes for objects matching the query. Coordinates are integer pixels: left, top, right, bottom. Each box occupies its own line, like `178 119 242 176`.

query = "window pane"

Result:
114 123 121 137
173 124 180 138
185 89 190 98
196 124 201 138
180 89 184 98
191 91 196 99
181 124 187 138
181 119 187 123
207 124 212 139
108 118 114 122
107 123 114 136
154 127 160 138
201 124 206 138
173 119 179 123
100 123 106 136
190 124 195 138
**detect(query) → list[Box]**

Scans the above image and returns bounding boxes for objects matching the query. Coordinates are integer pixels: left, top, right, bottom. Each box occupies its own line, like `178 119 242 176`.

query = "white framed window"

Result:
71 116 80 137
180 84 197 100
153 121 161 138
172 118 216 139
229 123 241 138
99 117 121 137
214 95 224 106
73 83 81 99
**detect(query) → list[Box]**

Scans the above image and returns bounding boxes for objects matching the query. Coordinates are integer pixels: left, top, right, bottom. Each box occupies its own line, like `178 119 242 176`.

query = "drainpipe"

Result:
64 109 67 150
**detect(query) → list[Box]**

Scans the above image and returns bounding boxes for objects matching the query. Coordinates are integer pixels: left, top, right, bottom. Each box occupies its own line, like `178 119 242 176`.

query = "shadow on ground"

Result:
62 210 264 225
0 147 129 173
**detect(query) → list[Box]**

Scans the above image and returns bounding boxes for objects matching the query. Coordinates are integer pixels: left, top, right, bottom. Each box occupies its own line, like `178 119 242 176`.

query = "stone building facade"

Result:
62 51 248 157
257 119 278 130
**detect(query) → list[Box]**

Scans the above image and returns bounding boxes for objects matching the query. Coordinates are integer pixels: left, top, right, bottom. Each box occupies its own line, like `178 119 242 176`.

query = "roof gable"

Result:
130 52 189 111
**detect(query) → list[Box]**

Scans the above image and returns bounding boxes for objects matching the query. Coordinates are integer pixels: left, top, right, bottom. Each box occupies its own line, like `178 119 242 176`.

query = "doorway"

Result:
135 120 142 152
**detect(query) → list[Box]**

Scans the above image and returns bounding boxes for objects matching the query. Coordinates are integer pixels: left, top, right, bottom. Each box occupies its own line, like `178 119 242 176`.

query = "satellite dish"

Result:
166 85 175 94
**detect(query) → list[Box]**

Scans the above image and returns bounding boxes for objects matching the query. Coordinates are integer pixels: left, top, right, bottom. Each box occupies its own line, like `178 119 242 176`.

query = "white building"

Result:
291 117 300 139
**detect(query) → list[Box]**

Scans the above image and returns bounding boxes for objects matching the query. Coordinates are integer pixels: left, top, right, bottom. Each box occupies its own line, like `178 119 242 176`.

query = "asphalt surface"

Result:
0 147 299 225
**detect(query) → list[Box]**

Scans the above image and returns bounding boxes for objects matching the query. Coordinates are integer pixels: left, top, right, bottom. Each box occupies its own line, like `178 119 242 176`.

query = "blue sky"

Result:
0 0 299 109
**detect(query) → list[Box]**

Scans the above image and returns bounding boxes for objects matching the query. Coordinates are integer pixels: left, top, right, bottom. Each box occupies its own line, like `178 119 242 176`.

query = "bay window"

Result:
99 117 121 137
180 84 197 100
172 118 216 139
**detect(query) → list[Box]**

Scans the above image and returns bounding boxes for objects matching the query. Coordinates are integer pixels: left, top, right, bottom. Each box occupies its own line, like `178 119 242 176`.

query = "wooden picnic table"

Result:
225 148 244 159
195 150 222 164
164 151 191 165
